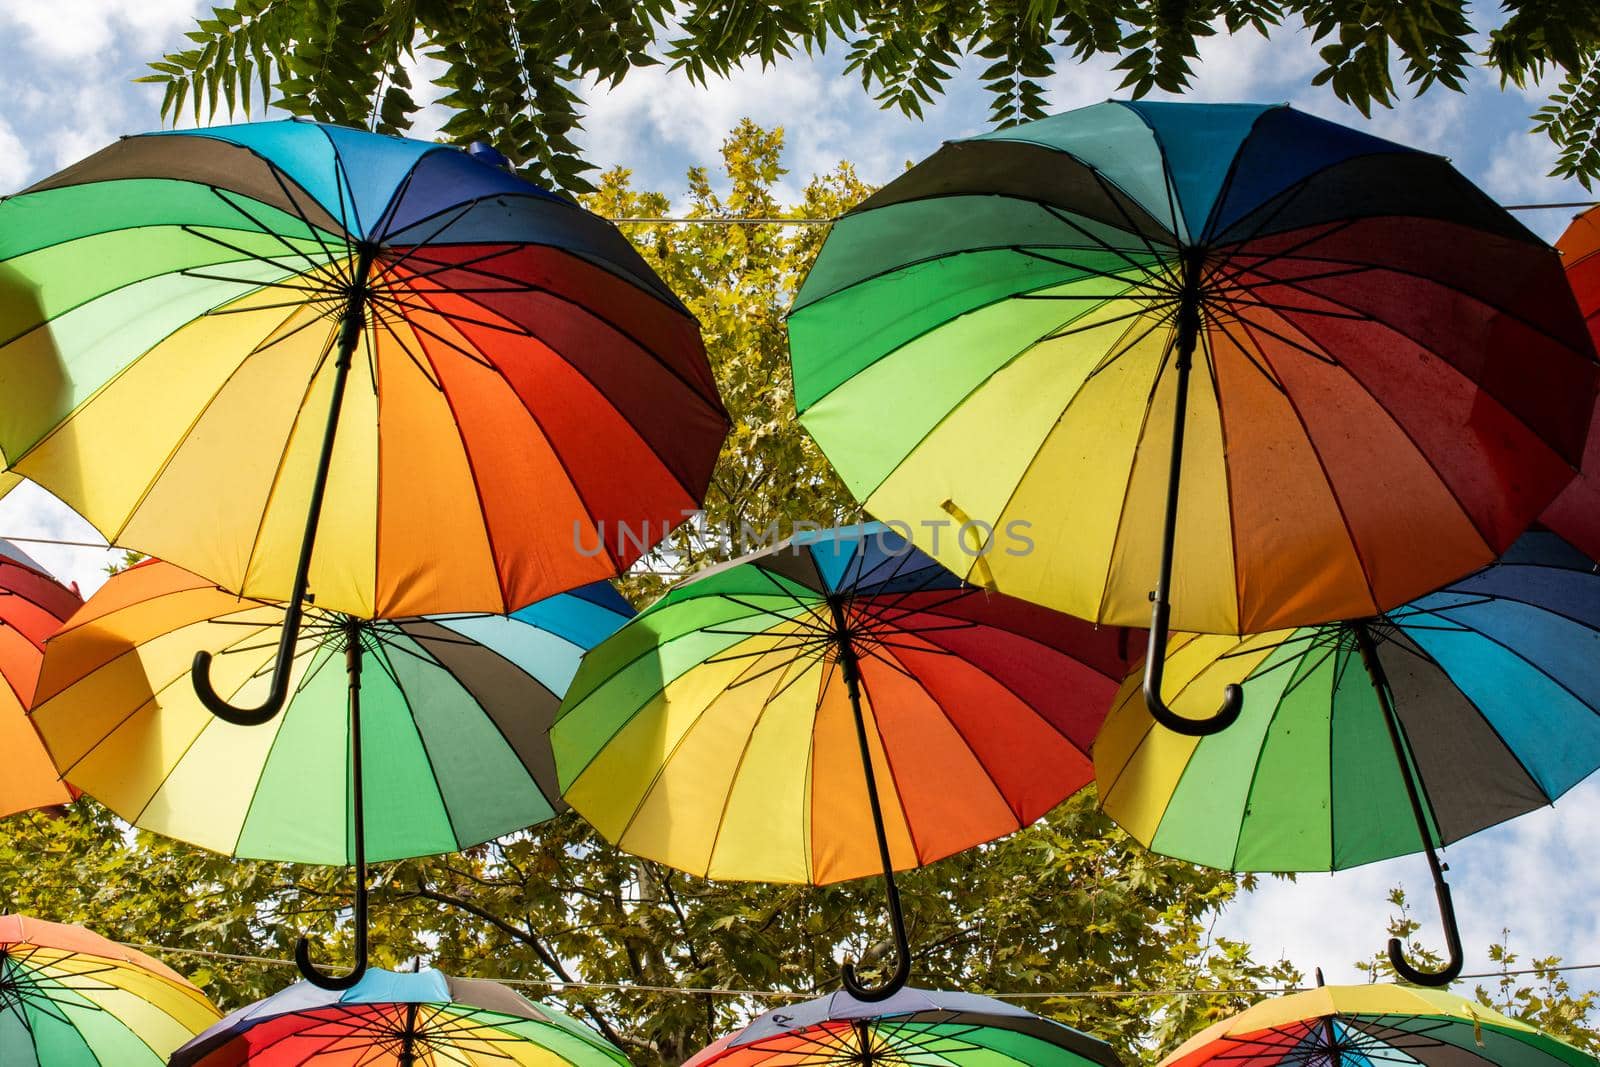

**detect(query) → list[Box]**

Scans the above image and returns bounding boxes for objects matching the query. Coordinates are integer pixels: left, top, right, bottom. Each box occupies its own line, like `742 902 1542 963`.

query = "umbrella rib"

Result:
370 305 447 389
1210 303 1340 367
1208 219 1360 291
1081 303 1179 383
1039 304 1166 344
1038 202 1166 280
178 270 332 295
1089 167 1178 263
207 185 333 271
1204 313 1292 393
389 244 527 287
263 163 347 264
1011 247 1171 294
371 199 480 281
245 306 341 359
380 304 501 372
178 223 326 279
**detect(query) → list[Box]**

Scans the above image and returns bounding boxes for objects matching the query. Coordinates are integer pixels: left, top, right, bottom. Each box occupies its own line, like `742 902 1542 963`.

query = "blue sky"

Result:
1 0 1597 1002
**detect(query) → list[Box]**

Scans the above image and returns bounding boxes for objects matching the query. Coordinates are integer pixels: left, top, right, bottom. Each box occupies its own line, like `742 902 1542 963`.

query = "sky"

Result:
1 0 1598 1003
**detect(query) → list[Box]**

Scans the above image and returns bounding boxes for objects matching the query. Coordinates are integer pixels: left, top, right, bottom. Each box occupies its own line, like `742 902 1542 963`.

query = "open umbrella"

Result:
684 987 1123 1066
1095 531 1600 985
1540 205 1600 555
0 119 726 724
1161 983 1595 1067
787 100 1596 736
552 523 1139 999
29 559 633 988
169 968 628 1066
0 548 80 817
0 912 221 1065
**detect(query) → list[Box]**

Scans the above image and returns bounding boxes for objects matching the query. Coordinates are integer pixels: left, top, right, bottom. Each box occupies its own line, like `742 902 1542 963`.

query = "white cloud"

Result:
0 0 200 63
0 113 31 190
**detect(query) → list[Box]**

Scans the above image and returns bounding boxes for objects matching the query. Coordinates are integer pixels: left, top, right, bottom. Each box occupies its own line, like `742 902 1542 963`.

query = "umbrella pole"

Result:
296 628 372 990
399 1002 418 1066
192 243 378 726
829 595 912 1003
1352 621 1464 986
1143 248 1243 737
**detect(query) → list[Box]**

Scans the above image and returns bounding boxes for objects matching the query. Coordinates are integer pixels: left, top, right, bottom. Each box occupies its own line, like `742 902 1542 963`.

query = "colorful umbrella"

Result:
1540 206 1600 555
0 547 81 818
29 559 633 987
0 119 725 723
1095 531 1600 984
553 522 1139 998
0 912 221 1065
684 987 1123 1066
787 100 1597 736
169 968 629 1066
1161 983 1596 1067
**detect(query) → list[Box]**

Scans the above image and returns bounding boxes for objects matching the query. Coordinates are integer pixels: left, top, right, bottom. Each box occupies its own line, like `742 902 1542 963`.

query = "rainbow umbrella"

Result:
1541 206 1600 555
1161 983 1595 1067
684 987 1123 1067
0 912 221 1065
788 100 1596 736
1095 531 1600 985
553 523 1139 998
0 547 81 818
169 968 628 1066
29 559 633 988
0 120 725 724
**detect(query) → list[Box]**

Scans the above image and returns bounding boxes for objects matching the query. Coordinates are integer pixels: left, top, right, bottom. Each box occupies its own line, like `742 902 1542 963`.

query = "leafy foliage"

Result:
2 126 1298 1066
142 0 1600 190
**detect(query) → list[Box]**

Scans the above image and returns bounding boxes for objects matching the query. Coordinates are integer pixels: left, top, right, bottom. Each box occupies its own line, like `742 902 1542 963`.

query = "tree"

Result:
2 125 1298 1066
144 1 1600 192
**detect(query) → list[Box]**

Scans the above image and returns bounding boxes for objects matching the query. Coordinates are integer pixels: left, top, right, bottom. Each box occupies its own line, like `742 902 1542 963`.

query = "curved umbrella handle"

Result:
1141 268 1243 737
192 245 373 727
296 918 368 991
191 602 306 726
297 636 370 992
1387 876 1464 986
1142 602 1244 736
841 869 912 1002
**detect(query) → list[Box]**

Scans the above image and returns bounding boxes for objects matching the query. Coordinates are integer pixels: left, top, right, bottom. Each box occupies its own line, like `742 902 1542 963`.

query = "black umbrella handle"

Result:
297 636 371 991
1143 257 1243 737
192 244 375 726
1388 880 1464 986
1355 622 1464 987
831 596 913 1002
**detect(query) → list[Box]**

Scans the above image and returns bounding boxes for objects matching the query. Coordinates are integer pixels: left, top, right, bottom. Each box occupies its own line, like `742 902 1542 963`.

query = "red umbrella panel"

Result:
1541 207 1600 554
0 545 81 817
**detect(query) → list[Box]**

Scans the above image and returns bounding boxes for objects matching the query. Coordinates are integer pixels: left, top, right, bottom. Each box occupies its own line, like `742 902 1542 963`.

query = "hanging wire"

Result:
123 942 1600 999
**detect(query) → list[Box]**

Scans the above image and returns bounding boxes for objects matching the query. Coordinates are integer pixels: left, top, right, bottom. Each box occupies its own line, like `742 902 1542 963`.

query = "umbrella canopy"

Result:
0 551 81 817
1541 206 1600 556
29 559 634 864
787 99 1595 735
169 968 628 1066
0 912 221 1065
684 987 1123 1067
552 522 1139 886
1094 530 1600 873
1160 984 1595 1067
0 119 726 620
